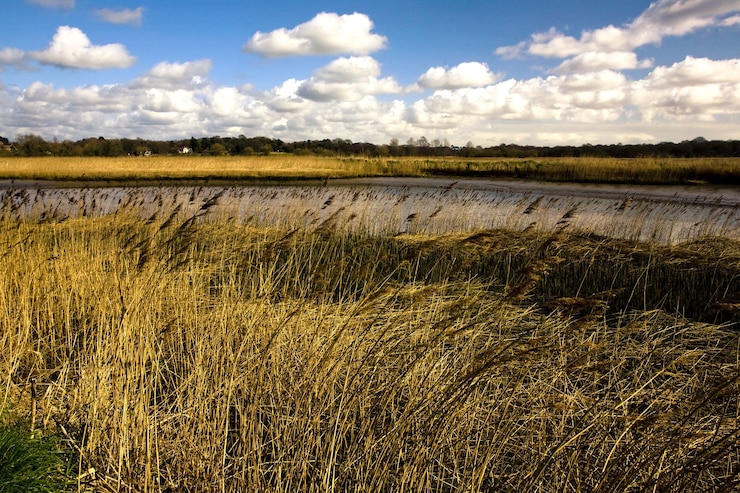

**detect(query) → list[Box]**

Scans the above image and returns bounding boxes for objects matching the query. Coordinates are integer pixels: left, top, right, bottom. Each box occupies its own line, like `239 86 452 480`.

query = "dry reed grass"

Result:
0 189 738 492
2 155 739 185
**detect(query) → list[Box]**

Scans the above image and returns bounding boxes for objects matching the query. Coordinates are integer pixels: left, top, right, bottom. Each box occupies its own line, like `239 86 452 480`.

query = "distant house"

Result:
178 147 193 154
1 144 16 152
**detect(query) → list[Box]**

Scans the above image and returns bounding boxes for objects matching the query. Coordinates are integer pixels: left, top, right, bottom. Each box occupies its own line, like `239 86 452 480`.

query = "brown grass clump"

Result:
1 198 738 492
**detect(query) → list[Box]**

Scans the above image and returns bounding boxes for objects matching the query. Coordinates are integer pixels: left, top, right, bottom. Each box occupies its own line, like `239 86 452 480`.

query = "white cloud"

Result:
142 88 203 113
93 7 145 27
22 81 130 112
132 60 212 90
26 0 74 8
297 56 401 102
0 48 26 68
417 62 499 89
552 52 653 74
631 57 740 119
2 54 740 146
209 87 247 117
267 78 310 112
148 60 212 80
29 26 136 69
721 14 740 26
312 55 382 82
643 56 740 87
243 12 388 58
497 0 740 64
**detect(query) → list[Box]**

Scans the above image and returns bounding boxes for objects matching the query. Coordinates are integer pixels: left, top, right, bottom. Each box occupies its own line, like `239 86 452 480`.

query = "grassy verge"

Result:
1 195 738 491
2 155 739 186
0 413 74 492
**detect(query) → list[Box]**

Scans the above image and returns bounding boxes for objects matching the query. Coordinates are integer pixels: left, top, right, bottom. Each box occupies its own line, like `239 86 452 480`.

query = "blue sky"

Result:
1 0 739 146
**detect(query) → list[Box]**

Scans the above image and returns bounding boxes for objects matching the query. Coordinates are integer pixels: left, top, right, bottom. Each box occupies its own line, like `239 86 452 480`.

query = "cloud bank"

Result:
2 3 740 146
3 53 739 145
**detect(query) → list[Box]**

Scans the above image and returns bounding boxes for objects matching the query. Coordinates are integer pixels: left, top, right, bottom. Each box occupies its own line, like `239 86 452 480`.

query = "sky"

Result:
1 0 740 147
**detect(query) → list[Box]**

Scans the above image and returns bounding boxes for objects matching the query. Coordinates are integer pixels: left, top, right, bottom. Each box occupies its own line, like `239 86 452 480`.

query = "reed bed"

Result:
2 155 740 185
1 188 739 492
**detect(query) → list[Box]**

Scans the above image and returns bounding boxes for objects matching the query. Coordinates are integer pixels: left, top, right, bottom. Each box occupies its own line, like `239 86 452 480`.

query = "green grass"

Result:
0 416 74 493
0 192 738 491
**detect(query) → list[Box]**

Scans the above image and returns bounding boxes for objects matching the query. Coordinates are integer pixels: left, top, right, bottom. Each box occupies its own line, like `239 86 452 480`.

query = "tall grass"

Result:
1 191 738 491
421 156 740 185
2 155 739 185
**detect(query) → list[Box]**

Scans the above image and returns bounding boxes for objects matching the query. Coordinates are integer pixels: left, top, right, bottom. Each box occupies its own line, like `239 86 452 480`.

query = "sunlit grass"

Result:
2 155 739 185
1 190 738 491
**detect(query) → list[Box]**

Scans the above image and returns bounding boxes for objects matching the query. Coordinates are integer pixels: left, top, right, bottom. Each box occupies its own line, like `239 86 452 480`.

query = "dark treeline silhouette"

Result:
2 134 739 158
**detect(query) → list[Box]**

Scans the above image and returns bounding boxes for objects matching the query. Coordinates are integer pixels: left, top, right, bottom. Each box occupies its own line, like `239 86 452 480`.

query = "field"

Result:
2 154 740 185
1 161 739 491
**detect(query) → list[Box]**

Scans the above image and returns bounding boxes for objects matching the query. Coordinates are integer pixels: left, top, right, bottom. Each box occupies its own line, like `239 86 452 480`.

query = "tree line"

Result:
2 134 739 158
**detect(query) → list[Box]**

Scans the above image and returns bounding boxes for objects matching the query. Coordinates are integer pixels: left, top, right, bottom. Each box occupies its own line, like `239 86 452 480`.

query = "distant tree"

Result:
190 137 200 153
210 143 228 155
16 134 50 156
82 138 102 156
58 140 83 156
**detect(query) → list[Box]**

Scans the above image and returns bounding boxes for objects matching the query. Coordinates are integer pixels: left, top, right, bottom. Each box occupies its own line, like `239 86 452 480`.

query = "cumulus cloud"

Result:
417 62 499 89
132 59 213 90
22 81 130 112
632 57 740 120
552 52 653 74
297 56 401 101
142 88 203 113
643 56 740 88
497 0 740 62
2 54 740 145
0 48 27 68
26 0 74 8
93 7 145 26
411 56 740 128
29 26 136 69
243 12 387 58
148 60 212 80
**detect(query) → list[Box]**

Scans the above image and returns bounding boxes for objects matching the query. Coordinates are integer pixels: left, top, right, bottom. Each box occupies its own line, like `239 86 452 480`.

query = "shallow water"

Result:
1 178 738 243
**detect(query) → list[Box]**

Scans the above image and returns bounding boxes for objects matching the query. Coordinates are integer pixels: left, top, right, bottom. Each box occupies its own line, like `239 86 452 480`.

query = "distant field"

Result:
2 155 739 185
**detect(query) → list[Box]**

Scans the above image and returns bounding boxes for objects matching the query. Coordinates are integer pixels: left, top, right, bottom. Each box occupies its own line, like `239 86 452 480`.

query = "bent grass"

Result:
0 189 738 491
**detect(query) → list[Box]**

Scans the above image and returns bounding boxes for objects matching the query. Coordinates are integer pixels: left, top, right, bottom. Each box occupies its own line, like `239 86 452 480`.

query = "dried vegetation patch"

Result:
1 191 738 492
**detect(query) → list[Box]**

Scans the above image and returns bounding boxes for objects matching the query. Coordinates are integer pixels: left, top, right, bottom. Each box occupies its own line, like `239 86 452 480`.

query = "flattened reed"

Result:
1 197 738 492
